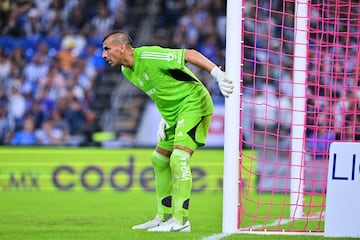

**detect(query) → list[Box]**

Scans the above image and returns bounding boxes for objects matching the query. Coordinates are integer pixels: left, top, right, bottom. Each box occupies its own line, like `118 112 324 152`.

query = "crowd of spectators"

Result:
0 0 359 152
0 0 128 146
0 0 228 146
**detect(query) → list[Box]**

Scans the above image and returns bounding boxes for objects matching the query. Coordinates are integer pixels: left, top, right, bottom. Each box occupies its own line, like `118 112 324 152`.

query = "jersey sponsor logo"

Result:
177 132 183 137
140 52 175 62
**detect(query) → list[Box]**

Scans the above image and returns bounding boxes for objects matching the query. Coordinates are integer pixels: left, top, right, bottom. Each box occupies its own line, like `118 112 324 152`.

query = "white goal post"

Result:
222 0 242 234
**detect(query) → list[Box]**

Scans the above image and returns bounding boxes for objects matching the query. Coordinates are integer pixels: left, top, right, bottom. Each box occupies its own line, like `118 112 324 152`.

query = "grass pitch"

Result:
0 190 223 240
0 190 354 240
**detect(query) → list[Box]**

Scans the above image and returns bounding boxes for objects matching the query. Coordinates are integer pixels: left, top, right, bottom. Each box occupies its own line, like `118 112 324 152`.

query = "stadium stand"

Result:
0 0 227 146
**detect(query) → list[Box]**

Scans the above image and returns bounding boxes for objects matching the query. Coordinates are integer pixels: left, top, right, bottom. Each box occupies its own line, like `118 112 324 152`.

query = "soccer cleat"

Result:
132 215 163 230
147 217 191 232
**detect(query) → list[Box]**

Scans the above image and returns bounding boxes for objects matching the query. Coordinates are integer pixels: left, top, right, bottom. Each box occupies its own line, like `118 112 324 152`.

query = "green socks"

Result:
170 149 192 224
151 151 172 221
151 149 192 224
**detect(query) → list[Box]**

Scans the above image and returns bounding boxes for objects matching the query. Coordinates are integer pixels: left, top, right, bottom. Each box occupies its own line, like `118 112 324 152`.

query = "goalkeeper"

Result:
102 30 233 232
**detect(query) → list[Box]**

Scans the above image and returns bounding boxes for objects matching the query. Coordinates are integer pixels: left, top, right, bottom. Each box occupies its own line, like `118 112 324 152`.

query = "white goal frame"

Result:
222 0 310 234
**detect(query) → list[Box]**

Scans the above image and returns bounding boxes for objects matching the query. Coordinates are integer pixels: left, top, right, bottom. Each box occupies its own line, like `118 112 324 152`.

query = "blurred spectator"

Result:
90 3 115 38
60 30 87 57
25 99 47 130
10 0 32 18
10 46 27 69
210 0 226 47
278 70 293 98
35 118 66 145
7 80 26 130
0 50 11 80
64 98 86 136
277 93 292 163
333 89 357 139
346 112 360 140
2 60 22 92
32 0 52 16
172 15 199 48
253 86 279 131
67 2 88 33
0 101 15 145
107 0 126 15
10 115 37 145
35 61 66 116
0 0 11 32
62 0 80 20
279 93 292 135
157 0 187 31
50 108 70 144
197 14 216 39
306 125 335 160
42 0 66 37
38 63 66 98
70 57 95 95
36 41 55 61
81 108 97 145
22 53 49 96
83 42 106 73
196 33 219 64
65 74 85 103
56 38 77 74
1 2 29 37
112 0 128 30
23 8 42 39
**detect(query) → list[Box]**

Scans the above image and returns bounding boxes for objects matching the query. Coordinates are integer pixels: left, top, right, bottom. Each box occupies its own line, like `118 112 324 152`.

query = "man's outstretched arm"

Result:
184 49 234 97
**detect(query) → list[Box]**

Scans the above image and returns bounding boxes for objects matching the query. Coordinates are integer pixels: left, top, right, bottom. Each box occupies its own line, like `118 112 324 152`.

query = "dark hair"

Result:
102 30 133 46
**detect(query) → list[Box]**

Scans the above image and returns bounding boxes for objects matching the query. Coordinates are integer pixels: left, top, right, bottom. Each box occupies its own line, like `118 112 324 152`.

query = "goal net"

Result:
225 0 360 233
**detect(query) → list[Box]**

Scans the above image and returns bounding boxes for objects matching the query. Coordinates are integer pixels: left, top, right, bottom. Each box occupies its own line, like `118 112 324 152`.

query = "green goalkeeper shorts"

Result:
157 114 212 152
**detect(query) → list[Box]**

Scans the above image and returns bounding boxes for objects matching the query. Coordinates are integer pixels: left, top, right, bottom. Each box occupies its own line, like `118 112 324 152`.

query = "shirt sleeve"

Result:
139 47 185 70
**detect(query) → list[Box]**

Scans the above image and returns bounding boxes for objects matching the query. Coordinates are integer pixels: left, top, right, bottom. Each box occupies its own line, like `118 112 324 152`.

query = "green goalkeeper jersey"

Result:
121 46 214 126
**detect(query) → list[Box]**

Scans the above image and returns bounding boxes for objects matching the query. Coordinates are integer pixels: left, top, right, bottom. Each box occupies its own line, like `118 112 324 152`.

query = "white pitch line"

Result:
200 233 232 240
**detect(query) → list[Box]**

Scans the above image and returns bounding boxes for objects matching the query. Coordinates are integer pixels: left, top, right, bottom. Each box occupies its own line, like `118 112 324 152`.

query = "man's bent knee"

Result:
151 150 170 169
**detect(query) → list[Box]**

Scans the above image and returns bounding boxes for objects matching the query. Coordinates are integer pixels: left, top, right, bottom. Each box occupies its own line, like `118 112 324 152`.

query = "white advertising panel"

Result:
325 142 360 238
